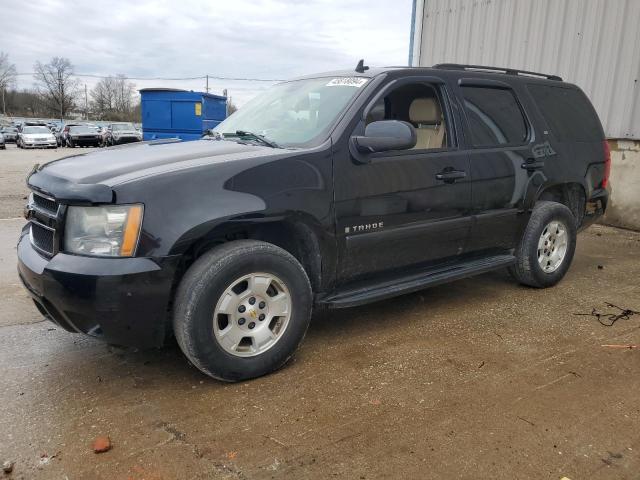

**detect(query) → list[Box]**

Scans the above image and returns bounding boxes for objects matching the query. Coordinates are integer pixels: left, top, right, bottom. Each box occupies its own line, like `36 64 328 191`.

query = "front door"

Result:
333 77 472 282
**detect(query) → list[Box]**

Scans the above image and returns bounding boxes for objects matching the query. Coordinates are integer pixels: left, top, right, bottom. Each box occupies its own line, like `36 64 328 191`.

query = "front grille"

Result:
33 193 58 214
30 222 55 255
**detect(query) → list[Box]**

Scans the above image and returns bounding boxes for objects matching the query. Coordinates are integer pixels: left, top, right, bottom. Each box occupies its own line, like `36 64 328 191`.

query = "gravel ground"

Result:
0 143 78 219
1 146 639 479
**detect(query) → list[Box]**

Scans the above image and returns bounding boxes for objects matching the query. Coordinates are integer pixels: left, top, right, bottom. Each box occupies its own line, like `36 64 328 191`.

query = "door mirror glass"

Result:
353 120 417 153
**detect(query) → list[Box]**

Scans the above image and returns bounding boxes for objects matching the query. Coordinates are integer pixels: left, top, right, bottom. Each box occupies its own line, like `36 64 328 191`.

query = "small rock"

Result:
597 265 604 270
3 461 14 474
92 436 111 453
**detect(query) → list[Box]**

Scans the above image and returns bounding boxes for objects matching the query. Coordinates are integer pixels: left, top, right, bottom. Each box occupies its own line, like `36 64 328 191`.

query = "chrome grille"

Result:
30 222 55 255
27 192 61 257
32 193 58 214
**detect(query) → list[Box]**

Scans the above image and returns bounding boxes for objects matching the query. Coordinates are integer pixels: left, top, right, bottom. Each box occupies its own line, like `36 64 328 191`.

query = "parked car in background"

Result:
0 132 5 149
104 122 142 146
17 126 57 149
66 125 102 148
1 127 18 143
57 123 84 147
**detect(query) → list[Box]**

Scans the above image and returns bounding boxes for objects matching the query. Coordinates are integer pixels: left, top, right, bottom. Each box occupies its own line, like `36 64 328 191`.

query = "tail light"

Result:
602 140 611 188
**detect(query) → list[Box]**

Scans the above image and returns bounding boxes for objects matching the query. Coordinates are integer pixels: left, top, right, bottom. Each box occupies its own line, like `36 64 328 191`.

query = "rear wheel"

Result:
173 240 313 381
510 201 577 288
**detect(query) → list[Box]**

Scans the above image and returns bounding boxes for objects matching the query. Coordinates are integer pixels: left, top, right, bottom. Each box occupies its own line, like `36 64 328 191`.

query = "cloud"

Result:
1 0 412 104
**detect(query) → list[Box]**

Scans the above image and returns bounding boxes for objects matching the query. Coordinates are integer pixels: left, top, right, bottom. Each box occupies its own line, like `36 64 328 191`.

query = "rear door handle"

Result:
436 169 467 183
521 158 545 171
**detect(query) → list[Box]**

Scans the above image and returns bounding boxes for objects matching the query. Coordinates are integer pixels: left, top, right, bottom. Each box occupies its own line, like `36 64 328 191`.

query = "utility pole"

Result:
1 87 5 117
84 84 88 120
205 75 209 93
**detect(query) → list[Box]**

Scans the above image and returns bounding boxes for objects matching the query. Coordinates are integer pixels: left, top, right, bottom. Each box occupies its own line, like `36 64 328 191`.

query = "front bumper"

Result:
70 137 102 146
17 228 180 348
113 136 141 145
23 141 57 148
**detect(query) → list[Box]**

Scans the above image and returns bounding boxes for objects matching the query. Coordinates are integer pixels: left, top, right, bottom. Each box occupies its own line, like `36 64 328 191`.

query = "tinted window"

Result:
528 85 602 142
461 86 528 146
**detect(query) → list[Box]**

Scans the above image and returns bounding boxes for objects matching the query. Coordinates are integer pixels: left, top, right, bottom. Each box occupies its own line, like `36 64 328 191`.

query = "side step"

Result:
319 254 516 309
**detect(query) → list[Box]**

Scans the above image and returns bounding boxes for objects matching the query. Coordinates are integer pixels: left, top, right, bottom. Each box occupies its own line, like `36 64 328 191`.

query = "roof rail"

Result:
433 63 562 81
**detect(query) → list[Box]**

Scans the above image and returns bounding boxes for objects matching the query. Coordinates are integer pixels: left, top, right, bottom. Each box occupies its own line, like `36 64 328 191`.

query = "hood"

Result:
70 131 100 136
28 139 283 203
113 129 139 135
23 132 55 139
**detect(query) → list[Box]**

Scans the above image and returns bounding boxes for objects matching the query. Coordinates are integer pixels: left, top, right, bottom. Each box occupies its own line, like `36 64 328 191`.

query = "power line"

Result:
15 72 284 82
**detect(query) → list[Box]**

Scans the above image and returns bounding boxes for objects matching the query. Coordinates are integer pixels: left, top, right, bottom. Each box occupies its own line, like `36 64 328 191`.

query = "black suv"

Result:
18 63 609 381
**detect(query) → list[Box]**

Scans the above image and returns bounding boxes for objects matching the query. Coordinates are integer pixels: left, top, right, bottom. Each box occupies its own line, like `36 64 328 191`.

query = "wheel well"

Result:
537 183 586 226
177 220 323 293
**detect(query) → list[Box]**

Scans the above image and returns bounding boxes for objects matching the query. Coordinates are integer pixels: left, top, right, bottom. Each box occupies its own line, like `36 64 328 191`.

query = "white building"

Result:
410 0 640 229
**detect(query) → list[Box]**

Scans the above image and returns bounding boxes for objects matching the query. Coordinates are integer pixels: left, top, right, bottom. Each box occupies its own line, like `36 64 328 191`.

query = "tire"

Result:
509 201 577 288
173 240 313 381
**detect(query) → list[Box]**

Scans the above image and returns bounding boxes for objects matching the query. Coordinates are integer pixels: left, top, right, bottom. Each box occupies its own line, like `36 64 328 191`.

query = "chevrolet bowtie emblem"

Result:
249 309 257 319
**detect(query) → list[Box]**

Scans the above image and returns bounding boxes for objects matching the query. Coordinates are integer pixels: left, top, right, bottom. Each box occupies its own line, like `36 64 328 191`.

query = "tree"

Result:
33 57 79 119
227 99 238 115
0 52 17 116
90 74 137 120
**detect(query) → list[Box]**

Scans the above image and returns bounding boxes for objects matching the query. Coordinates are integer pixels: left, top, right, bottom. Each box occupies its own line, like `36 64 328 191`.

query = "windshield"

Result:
23 126 50 134
70 126 99 134
112 123 134 131
213 76 369 147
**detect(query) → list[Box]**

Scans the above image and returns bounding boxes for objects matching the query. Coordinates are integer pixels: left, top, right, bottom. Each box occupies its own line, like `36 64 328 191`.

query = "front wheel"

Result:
173 240 313 381
510 201 577 288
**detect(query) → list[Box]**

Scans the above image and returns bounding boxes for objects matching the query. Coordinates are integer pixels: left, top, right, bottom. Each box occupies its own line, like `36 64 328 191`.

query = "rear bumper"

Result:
17 228 180 348
580 188 609 231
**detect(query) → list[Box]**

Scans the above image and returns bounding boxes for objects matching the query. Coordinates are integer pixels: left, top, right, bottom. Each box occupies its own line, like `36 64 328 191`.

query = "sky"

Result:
1 0 413 106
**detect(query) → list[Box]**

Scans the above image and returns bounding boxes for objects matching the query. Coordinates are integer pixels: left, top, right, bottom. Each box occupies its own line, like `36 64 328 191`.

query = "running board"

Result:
319 254 516 309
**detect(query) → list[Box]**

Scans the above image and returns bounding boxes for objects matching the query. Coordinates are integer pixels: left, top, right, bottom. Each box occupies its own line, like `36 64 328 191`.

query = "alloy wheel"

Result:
212 272 292 357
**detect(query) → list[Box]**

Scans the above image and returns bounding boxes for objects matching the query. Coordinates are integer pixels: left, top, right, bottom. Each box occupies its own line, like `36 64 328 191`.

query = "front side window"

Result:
213 77 369 147
365 82 448 150
461 86 528 147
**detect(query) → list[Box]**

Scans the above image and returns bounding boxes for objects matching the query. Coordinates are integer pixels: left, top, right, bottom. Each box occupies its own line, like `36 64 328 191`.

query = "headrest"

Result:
409 98 441 124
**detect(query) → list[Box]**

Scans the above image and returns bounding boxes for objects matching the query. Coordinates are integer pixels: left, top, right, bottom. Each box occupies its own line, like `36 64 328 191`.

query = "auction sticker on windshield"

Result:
326 77 368 88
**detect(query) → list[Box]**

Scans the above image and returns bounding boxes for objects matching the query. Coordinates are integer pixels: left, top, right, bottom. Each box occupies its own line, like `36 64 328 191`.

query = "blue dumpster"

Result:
140 88 227 141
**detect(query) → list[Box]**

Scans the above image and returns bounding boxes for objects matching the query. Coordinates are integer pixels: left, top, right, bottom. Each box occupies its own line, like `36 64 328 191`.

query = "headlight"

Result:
64 204 144 257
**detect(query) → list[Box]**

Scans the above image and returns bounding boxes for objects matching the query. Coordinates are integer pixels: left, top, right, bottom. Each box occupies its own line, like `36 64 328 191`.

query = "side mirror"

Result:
352 120 416 154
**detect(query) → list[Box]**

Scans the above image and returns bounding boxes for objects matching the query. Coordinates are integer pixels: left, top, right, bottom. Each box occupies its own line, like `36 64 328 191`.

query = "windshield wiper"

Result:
227 130 279 148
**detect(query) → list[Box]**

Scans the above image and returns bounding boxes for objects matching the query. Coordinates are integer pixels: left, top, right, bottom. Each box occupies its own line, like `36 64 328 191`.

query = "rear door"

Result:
452 79 534 252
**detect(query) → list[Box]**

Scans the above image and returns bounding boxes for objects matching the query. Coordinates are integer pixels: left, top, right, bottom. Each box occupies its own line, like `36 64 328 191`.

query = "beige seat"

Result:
408 98 445 149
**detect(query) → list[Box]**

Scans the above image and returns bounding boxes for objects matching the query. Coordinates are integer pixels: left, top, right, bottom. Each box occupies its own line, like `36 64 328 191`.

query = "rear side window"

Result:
527 85 602 142
460 86 528 147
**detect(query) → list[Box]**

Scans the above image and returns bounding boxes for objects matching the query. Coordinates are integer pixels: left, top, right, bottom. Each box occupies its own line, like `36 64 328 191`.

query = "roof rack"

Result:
433 63 562 81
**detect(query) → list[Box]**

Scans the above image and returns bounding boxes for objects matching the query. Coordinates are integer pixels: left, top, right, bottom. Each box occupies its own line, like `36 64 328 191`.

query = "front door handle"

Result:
436 169 467 183
521 158 545 171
